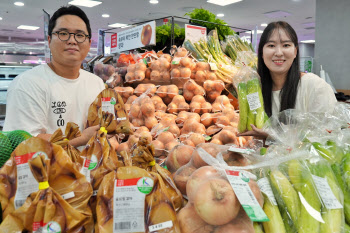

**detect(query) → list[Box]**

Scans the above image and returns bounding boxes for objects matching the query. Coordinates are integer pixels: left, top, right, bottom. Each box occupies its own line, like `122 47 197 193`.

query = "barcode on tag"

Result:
257 178 277 205
15 199 26 209
115 222 131 230
246 92 261 111
312 175 343 209
149 221 173 232
62 191 75 200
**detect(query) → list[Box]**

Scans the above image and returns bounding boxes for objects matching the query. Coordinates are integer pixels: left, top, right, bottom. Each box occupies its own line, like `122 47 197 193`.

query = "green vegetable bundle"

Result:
236 67 266 133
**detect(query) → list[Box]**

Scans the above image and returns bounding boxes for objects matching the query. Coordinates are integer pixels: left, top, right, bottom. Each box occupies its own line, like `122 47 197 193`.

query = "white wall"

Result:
314 0 350 90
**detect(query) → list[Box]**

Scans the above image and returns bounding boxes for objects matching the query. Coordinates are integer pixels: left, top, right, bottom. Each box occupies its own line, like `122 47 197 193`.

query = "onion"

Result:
194 178 240 225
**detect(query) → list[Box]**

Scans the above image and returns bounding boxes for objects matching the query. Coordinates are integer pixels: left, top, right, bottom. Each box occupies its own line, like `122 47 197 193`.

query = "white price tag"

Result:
149 221 173 232
117 117 127 121
257 178 277 206
113 177 154 233
312 175 343 209
225 170 269 222
102 97 116 118
209 63 218 71
92 190 98 197
62 191 75 200
228 146 255 155
246 92 261 111
14 152 44 209
171 57 181 64
80 158 91 183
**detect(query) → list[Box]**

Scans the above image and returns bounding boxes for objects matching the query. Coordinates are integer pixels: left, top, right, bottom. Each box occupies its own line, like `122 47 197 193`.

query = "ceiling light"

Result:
207 0 242 6
244 30 263 34
102 14 110 18
108 23 129 28
261 23 267 27
0 17 2 20
150 0 159 4
68 0 102 8
17 25 40 30
300 40 315 43
217 13 224 17
14 2 24 6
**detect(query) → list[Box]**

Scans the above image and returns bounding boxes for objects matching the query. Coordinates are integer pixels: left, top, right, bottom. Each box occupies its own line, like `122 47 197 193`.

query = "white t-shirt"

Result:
3 64 105 136
271 73 337 116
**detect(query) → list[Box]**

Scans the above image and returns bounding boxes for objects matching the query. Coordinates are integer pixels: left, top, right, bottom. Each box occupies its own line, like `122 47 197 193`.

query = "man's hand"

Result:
69 125 100 147
237 124 268 140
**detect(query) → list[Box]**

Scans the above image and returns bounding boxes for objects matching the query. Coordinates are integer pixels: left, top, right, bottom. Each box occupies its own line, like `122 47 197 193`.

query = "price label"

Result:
312 175 343 209
246 92 261 111
62 191 75 200
257 178 277 205
225 170 269 222
228 146 255 154
171 57 181 65
149 221 173 232
101 97 116 119
209 63 218 71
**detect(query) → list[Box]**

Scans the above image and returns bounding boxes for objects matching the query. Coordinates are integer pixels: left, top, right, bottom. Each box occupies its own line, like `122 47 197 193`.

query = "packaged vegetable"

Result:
211 95 234 112
189 95 212 114
183 79 206 102
129 92 158 130
113 86 134 104
86 88 132 135
156 85 179 105
0 154 91 232
235 67 266 132
203 80 225 103
167 95 190 114
134 83 157 97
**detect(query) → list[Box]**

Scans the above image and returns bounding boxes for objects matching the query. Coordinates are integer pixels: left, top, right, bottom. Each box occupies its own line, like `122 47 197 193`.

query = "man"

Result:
3 5 105 147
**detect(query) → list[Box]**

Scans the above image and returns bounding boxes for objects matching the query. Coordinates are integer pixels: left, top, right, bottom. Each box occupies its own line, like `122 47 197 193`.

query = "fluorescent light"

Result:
108 23 129 28
261 23 267 27
68 0 102 8
207 0 242 6
17 25 40 30
0 17 2 20
102 14 110 18
300 40 315 43
150 0 159 3
244 30 263 34
14 2 24 6
217 13 225 17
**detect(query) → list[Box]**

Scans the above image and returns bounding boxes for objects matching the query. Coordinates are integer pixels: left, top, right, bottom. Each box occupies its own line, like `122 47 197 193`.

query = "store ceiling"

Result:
0 0 315 55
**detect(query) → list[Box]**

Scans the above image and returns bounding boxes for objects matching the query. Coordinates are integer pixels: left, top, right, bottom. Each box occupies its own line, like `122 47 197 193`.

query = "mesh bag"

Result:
0 130 32 167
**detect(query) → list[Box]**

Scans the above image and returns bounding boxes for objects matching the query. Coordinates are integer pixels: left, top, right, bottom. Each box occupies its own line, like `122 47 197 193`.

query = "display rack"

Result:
100 16 252 56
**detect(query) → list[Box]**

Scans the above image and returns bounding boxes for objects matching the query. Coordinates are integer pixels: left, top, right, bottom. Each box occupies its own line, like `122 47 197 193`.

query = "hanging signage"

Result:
97 29 104 56
43 10 51 63
110 21 156 53
185 24 207 43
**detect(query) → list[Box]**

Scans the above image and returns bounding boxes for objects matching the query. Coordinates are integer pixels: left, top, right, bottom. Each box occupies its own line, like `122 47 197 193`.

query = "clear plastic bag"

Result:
125 62 148 83
134 83 157 97
167 95 190 114
189 95 212 114
203 80 225 103
211 95 235 112
151 95 167 112
113 86 134 104
156 84 179 105
183 79 206 102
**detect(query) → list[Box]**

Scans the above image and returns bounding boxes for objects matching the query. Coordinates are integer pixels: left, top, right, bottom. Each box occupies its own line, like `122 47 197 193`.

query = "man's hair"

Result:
48 5 91 38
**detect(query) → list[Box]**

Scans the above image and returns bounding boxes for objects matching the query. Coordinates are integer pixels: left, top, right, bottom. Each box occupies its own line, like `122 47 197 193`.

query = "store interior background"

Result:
0 0 348 91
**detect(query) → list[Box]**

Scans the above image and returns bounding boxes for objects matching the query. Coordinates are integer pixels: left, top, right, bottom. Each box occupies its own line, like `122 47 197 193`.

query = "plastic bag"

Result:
117 127 152 155
86 88 132 135
93 63 116 82
106 73 123 88
235 51 258 70
151 130 180 158
189 95 212 114
175 111 201 127
203 80 225 103
113 86 134 104
0 137 93 227
151 95 167 112
183 79 206 102
156 85 179 105
167 95 190 114
49 122 83 170
149 56 172 84
134 83 157 97
180 118 206 136
210 126 240 146
151 113 180 138
124 94 138 114
129 92 158 130
0 154 90 232
166 144 195 173
125 62 148 83
211 95 234 112
235 66 267 132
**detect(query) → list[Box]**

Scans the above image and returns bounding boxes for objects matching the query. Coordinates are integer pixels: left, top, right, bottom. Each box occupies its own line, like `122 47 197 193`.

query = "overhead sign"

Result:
185 24 207 43
111 21 156 53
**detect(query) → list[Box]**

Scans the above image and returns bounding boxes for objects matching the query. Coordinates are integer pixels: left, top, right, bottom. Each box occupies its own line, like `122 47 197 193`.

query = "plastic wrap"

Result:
210 126 239 146
149 56 172 84
113 86 134 104
189 95 212 114
0 154 90 232
49 122 83 170
129 92 158 130
167 95 190 114
105 73 123 88
175 111 201 127
151 131 180 158
203 80 225 103
86 88 132 135
134 83 157 97
170 47 195 89
180 118 206 136
235 66 266 132
93 63 116 82
183 79 206 102
125 62 148 83
124 94 138 114
211 95 235 112
151 113 180 138
151 95 167 112
0 137 93 229
165 144 195 173
156 85 179 105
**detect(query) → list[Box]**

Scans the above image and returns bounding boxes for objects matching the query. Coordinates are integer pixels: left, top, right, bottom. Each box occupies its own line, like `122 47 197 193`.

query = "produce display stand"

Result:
100 16 252 56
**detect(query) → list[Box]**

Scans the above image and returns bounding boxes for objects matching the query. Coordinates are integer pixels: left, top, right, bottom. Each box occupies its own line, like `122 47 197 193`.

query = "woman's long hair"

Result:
257 21 300 117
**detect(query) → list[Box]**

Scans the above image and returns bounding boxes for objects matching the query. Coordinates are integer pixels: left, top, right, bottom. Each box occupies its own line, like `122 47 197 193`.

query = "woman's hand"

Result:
237 124 269 140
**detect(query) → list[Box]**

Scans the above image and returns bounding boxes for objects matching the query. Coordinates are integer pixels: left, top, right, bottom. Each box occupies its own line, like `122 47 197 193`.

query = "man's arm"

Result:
68 125 100 147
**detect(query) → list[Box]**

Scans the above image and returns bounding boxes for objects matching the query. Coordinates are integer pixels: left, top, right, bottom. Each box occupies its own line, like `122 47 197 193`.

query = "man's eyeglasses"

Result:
52 31 90 43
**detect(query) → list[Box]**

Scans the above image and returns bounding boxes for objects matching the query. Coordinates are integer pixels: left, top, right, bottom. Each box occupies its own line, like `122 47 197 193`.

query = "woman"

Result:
239 21 336 138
